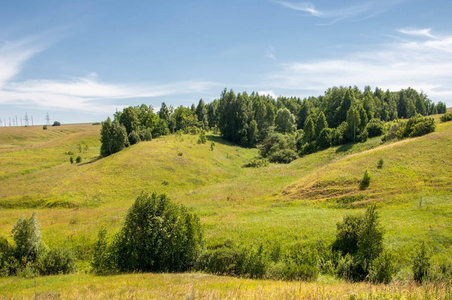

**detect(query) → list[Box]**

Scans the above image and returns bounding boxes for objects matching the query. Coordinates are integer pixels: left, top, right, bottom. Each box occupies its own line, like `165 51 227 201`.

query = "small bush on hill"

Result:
359 169 371 190
42 125 47 130
37 247 76 275
370 250 396 284
366 119 386 137
92 193 203 274
413 242 430 284
269 149 298 164
243 158 269 168
377 159 384 169
76 156 82 163
197 131 207 144
440 112 452 122
52 121 61 126
128 130 141 145
0 213 76 277
333 205 385 282
403 116 435 138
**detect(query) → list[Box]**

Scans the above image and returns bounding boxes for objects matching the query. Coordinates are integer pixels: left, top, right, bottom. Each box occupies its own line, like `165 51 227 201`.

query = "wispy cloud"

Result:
264 46 276 60
277 1 404 23
398 28 438 39
0 77 220 113
0 35 221 114
265 29 452 105
278 2 323 17
0 37 46 89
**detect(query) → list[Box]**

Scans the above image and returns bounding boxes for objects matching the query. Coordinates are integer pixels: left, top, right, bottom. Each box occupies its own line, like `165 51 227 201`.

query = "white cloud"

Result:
278 0 404 23
257 90 277 99
398 28 438 39
0 35 221 114
0 77 220 113
265 29 452 106
0 37 46 89
278 2 323 17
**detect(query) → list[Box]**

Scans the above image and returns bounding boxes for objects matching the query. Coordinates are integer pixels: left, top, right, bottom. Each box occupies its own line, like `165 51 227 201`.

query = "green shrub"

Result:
76 156 82 163
317 128 332 149
91 228 113 274
440 112 452 122
128 130 141 145
333 205 384 282
197 131 207 144
70 157 74 164
268 149 298 164
108 193 203 273
370 250 396 284
377 159 384 169
42 125 47 130
139 128 153 141
12 213 47 266
52 121 61 126
37 247 76 275
359 169 371 190
409 118 436 137
243 158 269 168
413 242 430 284
0 237 16 276
366 119 386 137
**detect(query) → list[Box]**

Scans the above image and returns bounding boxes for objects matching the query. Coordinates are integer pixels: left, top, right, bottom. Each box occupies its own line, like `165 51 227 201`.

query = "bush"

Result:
42 125 47 130
333 205 384 282
12 213 47 266
409 118 436 137
52 121 61 126
268 149 298 164
197 131 207 144
70 157 74 164
359 169 371 190
358 129 368 143
128 130 141 145
403 116 435 138
440 112 452 122
413 242 430 284
76 156 82 163
366 119 386 137
139 128 153 141
259 133 295 159
106 193 203 273
91 228 113 274
0 237 16 276
37 247 76 275
317 128 332 149
377 159 384 169
370 250 396 284
243 158 269 168
301 141 317 155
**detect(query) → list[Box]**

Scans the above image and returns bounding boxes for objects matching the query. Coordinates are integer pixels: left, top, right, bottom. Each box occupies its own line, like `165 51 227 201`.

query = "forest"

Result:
100 86 446 161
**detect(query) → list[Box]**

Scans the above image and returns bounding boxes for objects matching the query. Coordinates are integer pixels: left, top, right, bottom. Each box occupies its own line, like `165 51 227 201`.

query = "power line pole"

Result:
45 112 50 125
31 116 34 126
24 113 29 127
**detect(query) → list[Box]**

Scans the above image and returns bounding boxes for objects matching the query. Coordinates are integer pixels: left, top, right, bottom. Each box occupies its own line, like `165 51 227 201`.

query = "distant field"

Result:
0 117 451 296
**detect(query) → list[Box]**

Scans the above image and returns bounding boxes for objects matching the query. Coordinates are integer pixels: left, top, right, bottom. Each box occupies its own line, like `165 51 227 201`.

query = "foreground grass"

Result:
1 273 451 299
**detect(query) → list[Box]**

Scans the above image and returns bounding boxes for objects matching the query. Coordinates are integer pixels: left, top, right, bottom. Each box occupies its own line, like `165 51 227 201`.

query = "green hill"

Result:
0 118 451 296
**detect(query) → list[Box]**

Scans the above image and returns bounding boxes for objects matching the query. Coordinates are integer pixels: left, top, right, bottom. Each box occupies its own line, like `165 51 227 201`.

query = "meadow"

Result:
0 115 451 298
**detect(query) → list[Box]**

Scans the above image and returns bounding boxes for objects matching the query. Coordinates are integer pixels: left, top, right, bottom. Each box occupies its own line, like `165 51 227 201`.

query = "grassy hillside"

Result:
0 117 451 296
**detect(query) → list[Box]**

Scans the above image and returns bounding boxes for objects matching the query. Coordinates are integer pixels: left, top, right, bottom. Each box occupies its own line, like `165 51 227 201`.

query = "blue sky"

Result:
1 0 451 124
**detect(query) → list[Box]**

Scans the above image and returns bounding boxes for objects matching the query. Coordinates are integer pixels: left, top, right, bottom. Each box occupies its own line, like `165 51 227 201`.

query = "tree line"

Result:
100 86 447 157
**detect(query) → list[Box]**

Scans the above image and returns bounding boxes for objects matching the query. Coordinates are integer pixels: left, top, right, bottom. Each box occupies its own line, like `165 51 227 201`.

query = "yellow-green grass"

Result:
0 118 451 287
1 273 451 299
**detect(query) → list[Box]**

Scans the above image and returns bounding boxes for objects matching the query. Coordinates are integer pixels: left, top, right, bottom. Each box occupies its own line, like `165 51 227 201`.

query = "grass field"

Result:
0 116 451 297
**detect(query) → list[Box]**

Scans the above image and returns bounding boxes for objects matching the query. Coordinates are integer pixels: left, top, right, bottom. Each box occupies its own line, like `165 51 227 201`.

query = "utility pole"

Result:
24 113 29 127
15 115 18 127
31 116 34 126
45 113 50 125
